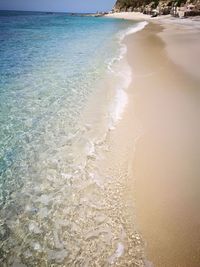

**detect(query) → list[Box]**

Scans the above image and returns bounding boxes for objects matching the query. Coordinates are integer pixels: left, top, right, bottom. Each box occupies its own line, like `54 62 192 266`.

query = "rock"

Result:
47 249 68 263
28 222 41 234
112 0 200 17
33 242 42 251
0 223 11 241
12 262 27 267
108 242 124 264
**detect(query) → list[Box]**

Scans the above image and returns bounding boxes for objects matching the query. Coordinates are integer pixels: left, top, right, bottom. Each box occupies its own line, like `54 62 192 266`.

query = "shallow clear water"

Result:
0 11 145 266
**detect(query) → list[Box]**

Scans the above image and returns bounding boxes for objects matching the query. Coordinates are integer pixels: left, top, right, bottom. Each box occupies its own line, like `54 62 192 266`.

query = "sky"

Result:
0 0 116 13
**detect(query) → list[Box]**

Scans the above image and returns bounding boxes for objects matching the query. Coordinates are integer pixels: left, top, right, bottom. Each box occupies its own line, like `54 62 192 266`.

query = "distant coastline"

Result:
0 10 98 15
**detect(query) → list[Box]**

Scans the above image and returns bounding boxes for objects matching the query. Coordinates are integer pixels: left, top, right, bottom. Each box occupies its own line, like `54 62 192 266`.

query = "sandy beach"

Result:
1 10 200 266
105 13 200 267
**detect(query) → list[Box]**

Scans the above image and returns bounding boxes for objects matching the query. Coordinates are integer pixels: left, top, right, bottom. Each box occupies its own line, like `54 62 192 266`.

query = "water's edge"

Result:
0 13 148 266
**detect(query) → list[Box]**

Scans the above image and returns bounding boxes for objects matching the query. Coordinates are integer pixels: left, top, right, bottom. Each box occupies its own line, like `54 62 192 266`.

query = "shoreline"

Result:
105 12 200 81
105 11 200 23
1 11 200 266
103 10 200 266
119 19 200 266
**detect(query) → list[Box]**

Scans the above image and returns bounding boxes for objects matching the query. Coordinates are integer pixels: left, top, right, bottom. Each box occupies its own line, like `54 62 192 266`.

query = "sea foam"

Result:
119 21 149 41
108 21 148 129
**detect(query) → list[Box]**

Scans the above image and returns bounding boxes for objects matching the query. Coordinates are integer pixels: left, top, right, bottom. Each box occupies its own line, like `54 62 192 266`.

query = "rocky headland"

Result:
112 0 200 17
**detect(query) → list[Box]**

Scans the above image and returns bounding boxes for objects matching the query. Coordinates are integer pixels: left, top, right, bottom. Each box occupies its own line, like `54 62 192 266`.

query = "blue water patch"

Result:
0 11 141 266
0 11 131 177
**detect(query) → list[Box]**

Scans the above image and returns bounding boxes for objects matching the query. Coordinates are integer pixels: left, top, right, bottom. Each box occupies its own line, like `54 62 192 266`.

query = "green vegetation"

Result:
115 0 189 10
175 0 187 6
115 0 153 9
152 0 159 8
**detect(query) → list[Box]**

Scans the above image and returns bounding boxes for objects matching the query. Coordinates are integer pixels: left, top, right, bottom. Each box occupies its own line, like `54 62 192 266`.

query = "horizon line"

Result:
0 9 108 14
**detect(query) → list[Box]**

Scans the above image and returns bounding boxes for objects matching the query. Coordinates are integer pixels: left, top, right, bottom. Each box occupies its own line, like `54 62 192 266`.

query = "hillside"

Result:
113 0 200 15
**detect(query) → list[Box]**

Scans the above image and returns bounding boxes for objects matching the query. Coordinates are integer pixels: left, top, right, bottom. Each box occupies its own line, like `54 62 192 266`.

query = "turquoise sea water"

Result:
0 11 146 266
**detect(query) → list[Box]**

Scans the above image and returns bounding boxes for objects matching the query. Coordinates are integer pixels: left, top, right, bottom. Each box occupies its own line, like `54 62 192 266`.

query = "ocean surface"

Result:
0 11 147 266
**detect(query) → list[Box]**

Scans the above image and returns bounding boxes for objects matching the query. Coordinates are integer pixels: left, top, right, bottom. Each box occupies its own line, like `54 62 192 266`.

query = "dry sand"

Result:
105 12 152 20
123 22 200 267
104 12 200 266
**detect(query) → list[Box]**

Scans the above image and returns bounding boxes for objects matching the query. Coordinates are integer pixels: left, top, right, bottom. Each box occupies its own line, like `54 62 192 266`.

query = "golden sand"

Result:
122 22 200 266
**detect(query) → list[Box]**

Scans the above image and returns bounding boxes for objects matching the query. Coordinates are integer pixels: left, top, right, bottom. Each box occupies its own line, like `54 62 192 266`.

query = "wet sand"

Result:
123 22 200 266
